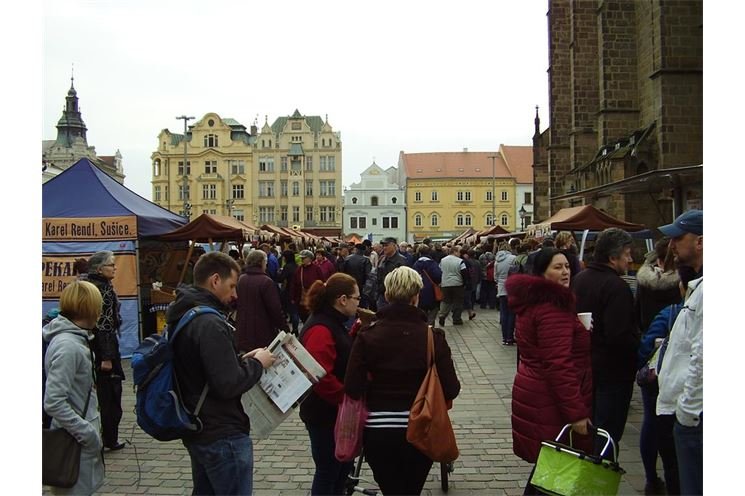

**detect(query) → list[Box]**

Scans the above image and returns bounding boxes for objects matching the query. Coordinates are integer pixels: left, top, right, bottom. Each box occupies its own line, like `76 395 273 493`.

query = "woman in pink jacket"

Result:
506 248 593 495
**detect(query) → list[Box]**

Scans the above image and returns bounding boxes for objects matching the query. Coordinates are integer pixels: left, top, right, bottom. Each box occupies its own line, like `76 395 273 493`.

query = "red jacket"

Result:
291 264 325 304
506 274 593 463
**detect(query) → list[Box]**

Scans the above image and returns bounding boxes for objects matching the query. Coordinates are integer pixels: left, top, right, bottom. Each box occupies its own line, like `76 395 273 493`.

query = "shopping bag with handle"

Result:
530 424 625 496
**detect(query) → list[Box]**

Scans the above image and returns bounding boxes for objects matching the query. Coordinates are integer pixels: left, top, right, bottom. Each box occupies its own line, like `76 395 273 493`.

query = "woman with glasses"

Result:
345 266 460 495
85 251 126 451
299 273 360 495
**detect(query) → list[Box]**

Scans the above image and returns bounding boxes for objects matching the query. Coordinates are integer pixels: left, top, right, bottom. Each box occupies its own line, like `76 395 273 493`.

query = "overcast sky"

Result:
43 0 550 199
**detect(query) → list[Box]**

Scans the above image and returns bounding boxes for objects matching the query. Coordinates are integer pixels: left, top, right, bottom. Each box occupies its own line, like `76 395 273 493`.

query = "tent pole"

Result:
178 241 194 286
209 238 215 251
579 229 590 262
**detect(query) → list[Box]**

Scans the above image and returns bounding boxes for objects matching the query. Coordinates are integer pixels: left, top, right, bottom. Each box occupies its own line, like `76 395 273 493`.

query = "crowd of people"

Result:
41 209 703 496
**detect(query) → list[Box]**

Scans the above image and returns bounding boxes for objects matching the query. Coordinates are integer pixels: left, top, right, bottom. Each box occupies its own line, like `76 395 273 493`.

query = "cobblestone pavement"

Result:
48 308 651 495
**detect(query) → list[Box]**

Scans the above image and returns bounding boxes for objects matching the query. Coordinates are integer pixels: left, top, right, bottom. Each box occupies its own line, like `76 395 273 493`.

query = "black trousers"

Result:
97 361 124 447
363 428 433 496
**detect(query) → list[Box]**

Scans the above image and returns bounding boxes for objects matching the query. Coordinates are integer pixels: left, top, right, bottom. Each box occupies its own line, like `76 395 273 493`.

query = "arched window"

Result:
431 214 439 227
153 159 161 176
486 214 494 226
415 214 422 227
352 197 358 204
465 214 472 226
391 197 397 204
371 196 379 206
501 214 509 226
456 214 464 226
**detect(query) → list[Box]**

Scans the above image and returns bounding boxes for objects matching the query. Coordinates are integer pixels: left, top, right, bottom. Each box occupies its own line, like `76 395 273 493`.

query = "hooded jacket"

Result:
495 250 517 296
506 275 593 463
43 315 105 494
634 260 681 334
167 285 265 445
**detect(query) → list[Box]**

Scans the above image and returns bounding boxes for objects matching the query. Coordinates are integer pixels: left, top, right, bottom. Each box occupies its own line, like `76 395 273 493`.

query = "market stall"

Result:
42 158 188 357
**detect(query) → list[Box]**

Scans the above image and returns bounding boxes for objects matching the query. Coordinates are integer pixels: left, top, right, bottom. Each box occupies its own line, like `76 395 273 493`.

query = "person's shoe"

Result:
438 317 446 326
502 340 509 345
644 477 666 495
468 312 476 320
105 441 126 451
453 320 464 326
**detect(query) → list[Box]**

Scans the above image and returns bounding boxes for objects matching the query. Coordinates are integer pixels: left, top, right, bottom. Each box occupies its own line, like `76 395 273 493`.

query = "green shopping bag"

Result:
530 425 625 496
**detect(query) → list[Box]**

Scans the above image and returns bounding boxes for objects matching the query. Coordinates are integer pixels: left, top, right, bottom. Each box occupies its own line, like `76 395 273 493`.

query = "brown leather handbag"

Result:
406 326 459 463
422 270 444 302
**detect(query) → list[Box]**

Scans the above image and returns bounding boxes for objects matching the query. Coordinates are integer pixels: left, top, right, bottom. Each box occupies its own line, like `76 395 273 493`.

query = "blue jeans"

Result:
499 295 515 342
674 414 703 495
639 383 660 481
184 433 253 495
306 424 353 495
593 379 634 451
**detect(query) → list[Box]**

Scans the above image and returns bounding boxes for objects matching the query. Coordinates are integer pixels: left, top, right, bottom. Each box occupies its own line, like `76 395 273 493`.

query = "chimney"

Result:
463 147 468 153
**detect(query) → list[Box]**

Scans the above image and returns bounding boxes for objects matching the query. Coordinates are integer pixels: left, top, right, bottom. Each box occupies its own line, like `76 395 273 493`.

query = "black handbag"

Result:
42 342 95 488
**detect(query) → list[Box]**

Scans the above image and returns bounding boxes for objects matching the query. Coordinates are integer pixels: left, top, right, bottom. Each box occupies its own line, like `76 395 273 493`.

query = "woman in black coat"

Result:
277 250 300 334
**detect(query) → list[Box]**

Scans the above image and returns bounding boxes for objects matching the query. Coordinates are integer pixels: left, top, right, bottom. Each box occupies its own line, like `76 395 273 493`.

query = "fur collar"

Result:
505 274 576 314
635 262 679 291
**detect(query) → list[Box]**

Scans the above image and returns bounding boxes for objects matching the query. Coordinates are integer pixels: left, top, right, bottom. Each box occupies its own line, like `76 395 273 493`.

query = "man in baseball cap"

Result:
656 208 703 496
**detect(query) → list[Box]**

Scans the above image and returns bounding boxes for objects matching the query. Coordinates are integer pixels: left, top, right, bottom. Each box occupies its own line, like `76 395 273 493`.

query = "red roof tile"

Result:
499 145 533 184
400 151 513 179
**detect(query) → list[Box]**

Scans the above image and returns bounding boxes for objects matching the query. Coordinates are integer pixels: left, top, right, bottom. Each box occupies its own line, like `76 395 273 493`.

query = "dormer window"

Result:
204 134 218 147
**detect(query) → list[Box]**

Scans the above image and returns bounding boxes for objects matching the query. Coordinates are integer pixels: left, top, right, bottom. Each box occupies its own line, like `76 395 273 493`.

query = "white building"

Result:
343 162 407 243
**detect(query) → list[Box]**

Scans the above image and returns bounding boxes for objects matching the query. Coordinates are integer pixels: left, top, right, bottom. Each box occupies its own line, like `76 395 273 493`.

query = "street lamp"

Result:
519 205 527 230
487 154 497 226
176 115 195 219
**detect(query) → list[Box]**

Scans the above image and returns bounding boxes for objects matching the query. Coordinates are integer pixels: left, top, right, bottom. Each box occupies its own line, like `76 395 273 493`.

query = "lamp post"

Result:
519 205 527 230
176 115 195 219
487 155 497 226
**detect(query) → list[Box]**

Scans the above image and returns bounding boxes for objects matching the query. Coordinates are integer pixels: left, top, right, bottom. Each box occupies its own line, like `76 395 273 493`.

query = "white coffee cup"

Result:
578 312 593 331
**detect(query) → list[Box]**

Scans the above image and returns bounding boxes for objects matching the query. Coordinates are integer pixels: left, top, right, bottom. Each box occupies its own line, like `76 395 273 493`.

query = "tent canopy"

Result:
42 158 187 236
534 205 646 232
157 214 264 242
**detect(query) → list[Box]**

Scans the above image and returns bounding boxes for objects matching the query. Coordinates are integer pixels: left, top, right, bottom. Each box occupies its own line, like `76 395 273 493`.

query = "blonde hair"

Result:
384 266 423 304
59 280 103 323
555 231 576 249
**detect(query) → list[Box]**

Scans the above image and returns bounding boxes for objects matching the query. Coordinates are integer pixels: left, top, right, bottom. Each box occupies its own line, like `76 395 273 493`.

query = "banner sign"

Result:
42 216 138 241
42 253 138 299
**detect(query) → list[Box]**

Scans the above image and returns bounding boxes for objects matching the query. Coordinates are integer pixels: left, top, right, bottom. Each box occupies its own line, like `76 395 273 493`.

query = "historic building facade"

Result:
42 77 125 183
399 147 532 241
534 0 703 225
150 110 343 236
342 162 406 243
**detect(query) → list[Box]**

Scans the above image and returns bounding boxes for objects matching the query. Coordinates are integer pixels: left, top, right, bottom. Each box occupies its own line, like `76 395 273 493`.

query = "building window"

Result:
320 180 335 196
320 156 335 171
465 214 472 225
233 209 244 221
153 159 161 176
359 217 367 229
306 206 313 221
486 214 494 226
178 161 191 176
306 156 313 171
382 217 399 229
371 196 379 206
392 197 397 204
230 160 245 175
291 135 302 143
501 191 508 201
204 160 217 174
305 180 313 196
456 191 471 202
154 185 161 202
164 185 169 201
281 156 288 171
415 214 422 226
259 181 275 197
456 214 464 226
352 197 358 204
259 156 275 172
292 206 300 223
203 184 217 200
501 214 509 226
280 206 288 222
350 217 358 229
259 207 274 223
524 215 532 226
415 191 422 202
293 181 300 196
232 184 244 199
320 207 335 223
431 191 438 202
524 192 532 204
281 180 288 197
204 134 218 148
486 191 493 202
431 214 439 226
178 185 190 200
372 218 377 226
291 121 301 130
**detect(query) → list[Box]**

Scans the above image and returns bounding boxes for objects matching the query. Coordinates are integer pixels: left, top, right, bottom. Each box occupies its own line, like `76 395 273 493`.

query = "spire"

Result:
56 74 88 147
68 64 77 97
533 105 540 139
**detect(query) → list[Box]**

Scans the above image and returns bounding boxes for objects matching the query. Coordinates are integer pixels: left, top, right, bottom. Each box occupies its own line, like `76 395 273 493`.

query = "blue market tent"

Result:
42 158 188 356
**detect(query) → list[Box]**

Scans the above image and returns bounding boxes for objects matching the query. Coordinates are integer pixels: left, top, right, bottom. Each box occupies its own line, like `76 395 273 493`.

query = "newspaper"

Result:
241 331 326 439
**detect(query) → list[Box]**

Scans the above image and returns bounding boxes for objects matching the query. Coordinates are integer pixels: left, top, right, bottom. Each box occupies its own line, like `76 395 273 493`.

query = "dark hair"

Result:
541 238 555 248
677 265 698 289
281 250 296 265
417 244 431 256
532 248 569 277
193 251 240 286
304 273 358 313
593 228 633 263
517 242 530 254
72 258 89 275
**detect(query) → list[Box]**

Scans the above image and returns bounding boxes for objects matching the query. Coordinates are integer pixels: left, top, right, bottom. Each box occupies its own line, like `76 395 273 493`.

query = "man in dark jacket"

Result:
235 249 289 352
375 237 407 309
571 228 640 449
342 243 372 308
168 251 276 495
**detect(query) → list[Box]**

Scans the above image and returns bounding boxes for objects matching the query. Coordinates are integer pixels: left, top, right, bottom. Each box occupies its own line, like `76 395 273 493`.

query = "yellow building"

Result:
150 110 343 236
398 147 533 241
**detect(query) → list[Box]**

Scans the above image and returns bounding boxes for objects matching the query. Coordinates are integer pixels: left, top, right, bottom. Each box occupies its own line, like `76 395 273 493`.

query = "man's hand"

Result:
570 417 592 436
100 360 113 372
243 348 276 369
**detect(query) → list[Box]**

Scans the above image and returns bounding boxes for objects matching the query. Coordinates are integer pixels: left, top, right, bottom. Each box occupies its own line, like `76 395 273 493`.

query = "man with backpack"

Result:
166 251 276 495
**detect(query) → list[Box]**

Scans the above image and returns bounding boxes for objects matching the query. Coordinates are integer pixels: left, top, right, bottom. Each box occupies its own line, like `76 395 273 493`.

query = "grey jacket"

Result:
495 250 516 296
440 254 466 288
43 316 104 495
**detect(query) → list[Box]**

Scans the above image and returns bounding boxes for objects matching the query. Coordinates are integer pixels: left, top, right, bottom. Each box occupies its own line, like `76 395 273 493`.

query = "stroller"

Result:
345 449 454 495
